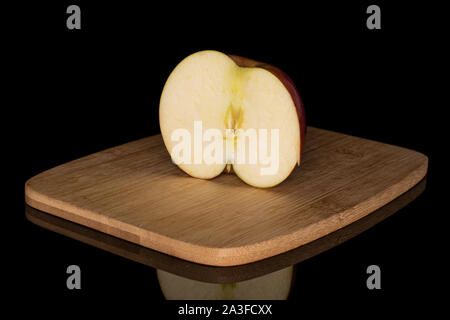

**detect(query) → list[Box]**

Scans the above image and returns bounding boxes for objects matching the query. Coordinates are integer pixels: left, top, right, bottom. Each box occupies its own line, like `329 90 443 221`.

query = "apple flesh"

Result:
157 266 294 300
228 54 306 157
159 50 305 187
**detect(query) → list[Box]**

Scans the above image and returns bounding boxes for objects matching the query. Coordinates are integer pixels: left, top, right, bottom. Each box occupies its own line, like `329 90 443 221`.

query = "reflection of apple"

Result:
157 266 294 300
159 50 305 187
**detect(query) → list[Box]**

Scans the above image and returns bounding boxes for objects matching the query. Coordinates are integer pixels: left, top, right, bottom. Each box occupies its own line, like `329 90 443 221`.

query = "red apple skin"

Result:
228 55 306 164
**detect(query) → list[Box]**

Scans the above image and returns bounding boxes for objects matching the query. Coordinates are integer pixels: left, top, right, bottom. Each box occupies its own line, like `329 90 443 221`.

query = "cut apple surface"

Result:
159 50 305 187
157 266 294 300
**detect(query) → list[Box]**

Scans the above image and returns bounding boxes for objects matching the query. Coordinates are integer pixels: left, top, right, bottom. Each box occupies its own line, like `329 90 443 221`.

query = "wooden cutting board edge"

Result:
24 153 428 267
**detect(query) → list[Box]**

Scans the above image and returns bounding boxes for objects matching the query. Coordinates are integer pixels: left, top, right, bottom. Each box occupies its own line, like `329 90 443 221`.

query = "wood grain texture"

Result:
24 127 428 266
25 178 426 283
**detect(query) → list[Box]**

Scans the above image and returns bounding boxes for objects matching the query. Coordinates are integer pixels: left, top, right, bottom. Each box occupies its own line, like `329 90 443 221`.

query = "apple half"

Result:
157 266 295 300
159 50 305 187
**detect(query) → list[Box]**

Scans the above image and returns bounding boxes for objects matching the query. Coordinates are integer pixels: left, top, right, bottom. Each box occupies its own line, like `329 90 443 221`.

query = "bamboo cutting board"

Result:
25 177 426 283
25 127 428 266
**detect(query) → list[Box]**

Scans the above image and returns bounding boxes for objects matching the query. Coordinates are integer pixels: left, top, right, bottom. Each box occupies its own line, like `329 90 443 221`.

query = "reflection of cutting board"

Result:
25 127 428 266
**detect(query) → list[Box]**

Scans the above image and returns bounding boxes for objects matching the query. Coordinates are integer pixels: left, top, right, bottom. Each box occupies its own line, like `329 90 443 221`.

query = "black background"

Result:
6 0 445 317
